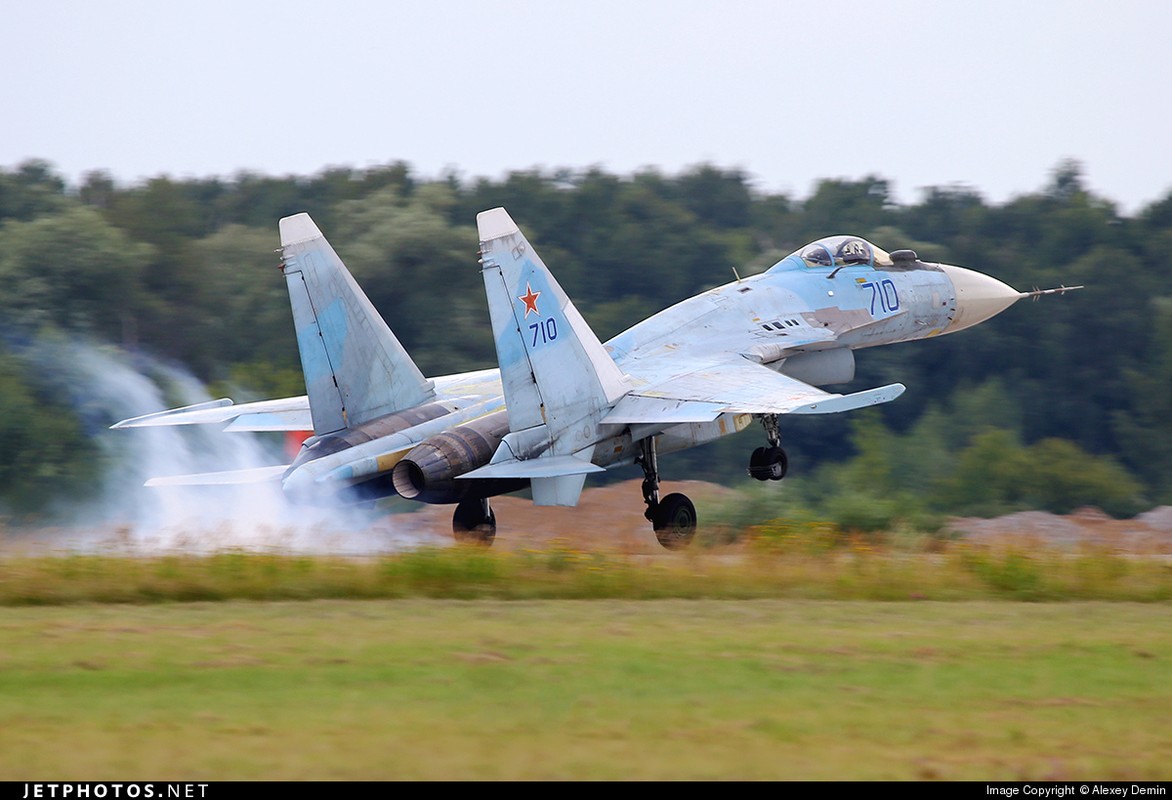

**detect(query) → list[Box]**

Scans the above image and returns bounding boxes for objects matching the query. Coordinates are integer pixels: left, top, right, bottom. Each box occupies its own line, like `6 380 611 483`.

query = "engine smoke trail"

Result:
12 339 446 555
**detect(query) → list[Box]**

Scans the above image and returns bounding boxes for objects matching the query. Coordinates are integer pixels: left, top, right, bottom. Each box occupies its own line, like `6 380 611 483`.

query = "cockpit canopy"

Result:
776 235 894 270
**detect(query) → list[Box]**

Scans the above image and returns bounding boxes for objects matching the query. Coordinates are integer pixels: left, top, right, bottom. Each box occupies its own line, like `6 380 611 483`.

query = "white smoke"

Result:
13 339 447 555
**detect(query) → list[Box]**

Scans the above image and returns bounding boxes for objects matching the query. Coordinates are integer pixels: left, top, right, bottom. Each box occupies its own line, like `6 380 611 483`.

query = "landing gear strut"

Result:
452 496 496 546
748 414 788 481
636 437 697 550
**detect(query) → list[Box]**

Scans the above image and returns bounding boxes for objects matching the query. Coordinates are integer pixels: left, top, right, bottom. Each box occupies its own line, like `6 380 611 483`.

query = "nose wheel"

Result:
637 437 697 550
748 415 789 481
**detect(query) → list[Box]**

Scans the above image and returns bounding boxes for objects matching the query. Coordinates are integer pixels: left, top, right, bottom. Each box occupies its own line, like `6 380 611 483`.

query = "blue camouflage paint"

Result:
493 260 568 369
292 298 348 393
514 262 565 354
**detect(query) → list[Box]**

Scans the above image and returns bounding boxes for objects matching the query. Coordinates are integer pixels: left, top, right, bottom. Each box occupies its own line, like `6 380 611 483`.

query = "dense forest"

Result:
1 157 1169 522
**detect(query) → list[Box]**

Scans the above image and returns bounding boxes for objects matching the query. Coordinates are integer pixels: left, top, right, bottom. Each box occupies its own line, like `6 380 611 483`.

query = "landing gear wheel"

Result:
452 498 496 546
652 493 697 550
748 445 788 481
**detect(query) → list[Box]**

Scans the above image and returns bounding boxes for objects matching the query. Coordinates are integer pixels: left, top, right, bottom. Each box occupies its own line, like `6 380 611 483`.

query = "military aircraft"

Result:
113 208 1078 548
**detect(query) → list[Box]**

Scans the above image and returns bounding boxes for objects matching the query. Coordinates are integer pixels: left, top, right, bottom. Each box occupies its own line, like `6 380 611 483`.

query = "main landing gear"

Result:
637 437 697 550
452 496 496 546
748 414 788 482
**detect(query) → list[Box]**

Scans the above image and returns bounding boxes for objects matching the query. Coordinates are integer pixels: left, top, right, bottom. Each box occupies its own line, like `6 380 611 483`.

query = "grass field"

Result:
1 528 1170 780
1 599 1169 780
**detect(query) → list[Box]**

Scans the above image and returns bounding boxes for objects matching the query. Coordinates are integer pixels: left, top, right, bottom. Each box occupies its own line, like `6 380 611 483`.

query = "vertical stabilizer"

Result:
279 213 434 435
473 208 628 503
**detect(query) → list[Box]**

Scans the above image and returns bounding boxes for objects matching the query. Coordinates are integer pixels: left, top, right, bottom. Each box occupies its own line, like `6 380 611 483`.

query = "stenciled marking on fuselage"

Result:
860 279 900 315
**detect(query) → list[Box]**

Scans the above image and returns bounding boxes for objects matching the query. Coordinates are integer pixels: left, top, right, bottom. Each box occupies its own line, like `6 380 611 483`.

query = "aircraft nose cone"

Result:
939 264 1023 334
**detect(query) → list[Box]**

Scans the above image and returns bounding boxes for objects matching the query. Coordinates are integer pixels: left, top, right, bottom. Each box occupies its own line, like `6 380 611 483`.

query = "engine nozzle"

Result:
391 411 512 504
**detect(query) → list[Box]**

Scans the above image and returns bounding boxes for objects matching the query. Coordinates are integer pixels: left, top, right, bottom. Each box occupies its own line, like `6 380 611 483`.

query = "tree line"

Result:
0 157 1168 520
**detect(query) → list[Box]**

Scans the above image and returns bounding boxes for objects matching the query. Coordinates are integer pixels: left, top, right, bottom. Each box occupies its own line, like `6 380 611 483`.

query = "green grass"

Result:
0 532 1168 779
0 599 1169 780
0 533 1169 604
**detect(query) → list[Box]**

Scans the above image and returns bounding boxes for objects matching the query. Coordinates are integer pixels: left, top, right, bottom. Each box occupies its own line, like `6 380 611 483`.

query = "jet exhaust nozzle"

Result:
390 411 516 504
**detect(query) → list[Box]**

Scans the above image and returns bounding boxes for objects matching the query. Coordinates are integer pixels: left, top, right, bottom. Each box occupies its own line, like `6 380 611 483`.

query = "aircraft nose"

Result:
938 264 1024 334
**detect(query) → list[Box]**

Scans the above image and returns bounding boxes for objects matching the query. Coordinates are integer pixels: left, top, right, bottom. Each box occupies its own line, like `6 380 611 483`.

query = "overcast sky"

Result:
3 0 1169 213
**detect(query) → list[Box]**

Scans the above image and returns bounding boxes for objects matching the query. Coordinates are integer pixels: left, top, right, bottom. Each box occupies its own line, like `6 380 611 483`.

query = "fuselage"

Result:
608 252 957 369
587 243 1005 468
117 216 1042 549
284 236 1023 499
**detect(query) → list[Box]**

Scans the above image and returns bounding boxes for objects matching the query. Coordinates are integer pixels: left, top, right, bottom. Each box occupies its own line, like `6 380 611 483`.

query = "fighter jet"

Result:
113 209 1078 548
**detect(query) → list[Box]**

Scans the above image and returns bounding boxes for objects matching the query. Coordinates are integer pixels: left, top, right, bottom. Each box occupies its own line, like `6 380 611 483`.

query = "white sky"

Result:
3 0 1169 213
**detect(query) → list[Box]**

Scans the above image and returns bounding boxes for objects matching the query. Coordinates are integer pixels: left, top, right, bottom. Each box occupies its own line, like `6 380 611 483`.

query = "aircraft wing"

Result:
603 360 905 424
110 397 312 432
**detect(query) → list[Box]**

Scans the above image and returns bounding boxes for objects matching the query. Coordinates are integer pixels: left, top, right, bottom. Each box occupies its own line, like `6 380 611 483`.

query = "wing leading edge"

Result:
110 397 312 432
603 361 905 424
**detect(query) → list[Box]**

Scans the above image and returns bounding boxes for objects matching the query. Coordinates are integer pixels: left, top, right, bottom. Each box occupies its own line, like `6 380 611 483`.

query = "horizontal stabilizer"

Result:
458 454 605 480
144 464 289 487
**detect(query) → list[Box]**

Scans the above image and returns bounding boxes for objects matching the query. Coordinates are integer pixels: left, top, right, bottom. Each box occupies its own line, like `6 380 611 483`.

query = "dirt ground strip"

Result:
949 504 1172 553
392 479 739 553
383 480 1172 554
3 479 1171 555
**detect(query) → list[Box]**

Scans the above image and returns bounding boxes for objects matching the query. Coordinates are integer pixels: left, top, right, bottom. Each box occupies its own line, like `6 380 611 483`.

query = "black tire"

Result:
748 446 771 481
452 498 496 546
652 492 697 550
766 446 788 482
748 446 788 481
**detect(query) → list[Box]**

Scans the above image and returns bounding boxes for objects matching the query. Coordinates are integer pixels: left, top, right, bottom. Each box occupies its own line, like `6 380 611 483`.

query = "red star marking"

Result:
518 283 541 318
